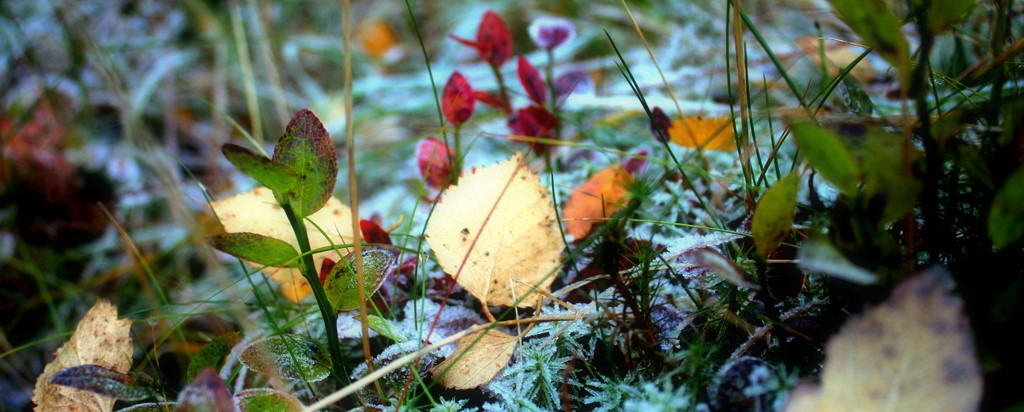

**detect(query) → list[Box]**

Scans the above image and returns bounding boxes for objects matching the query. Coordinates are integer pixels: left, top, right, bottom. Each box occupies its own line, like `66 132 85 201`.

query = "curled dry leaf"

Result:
425 153 563 307
563 163 633 240
210 186 354 301
668 116 737 152
33 299 133 412
785 268 981 412
433 329 518 389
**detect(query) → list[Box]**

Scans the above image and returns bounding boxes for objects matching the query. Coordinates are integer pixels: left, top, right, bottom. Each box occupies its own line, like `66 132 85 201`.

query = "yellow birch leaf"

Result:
425 153 563 308
210 186 354 301
785 268 982 412
33 299 133 412
433 329 517 389
668 116 737 152
563 163 633 240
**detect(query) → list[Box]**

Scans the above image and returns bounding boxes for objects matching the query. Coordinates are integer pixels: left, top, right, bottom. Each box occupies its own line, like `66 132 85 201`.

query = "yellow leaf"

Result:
433 329 517 389
563 163 633 240
425 153 563 308
210 186 354 301
357 19 401 60
668 116 736 152
33 299 133 412
785 268 981 412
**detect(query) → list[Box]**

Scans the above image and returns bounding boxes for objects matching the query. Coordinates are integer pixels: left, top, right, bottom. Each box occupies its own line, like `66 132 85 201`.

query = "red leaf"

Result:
528 16 576 50
474 90 510 113
417 137 453 189
554 70 593 102
319 258 336 285
508 106 559 154
442 72 476 126
517 56 548 106
477 11 512 67
624 149 648 174
650 106 672 142
359 219 393 245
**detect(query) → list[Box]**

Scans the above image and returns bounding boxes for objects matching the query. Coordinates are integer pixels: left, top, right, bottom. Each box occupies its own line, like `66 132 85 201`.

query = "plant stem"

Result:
451 124 463 184
283 204 346 386
545 47 562 140
490 62 511 112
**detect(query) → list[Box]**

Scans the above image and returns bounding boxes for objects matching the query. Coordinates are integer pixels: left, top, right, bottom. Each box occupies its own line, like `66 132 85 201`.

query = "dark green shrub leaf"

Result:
924 0 978 34
323 245 401 312
859 129 921 225
116 402 176 412
49 364 153 401
791 121 860 196
239 334 331 382
827 0 909 74
207 232 302 269
175 369 232 412
797 239 876 284
222 144 298 193
272 109 337 219
683 247 758 289
752 173 800 256
186 333 240 382
989 170 1024 250
234 388 304 412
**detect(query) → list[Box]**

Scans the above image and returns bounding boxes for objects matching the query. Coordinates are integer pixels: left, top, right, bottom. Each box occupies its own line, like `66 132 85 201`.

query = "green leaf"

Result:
752 173 800 256
207 232 302 269
797 238 876 284
791 121 861 196
186 333 240 382
323 245 401 312
272 109 338 219
859 129 921 226
367 315 402 342
239 334 331 382
924 0 978 34
989 170 1024 250
827 0 909 76
49 364 153 401
222 144 298 194
175 369 232 412
234 388 304 412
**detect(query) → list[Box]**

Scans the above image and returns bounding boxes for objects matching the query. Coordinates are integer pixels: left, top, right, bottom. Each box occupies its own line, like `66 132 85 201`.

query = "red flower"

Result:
450 10 513 67
442 71 475 126
417 137 454 189
359 219 393 245
508 105 559 154
517 56 548 106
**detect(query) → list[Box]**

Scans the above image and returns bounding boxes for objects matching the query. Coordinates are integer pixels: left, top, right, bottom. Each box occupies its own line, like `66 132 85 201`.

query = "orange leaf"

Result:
563 164 633 240
358 19 400 59
668 116 737 152
433 329 517 389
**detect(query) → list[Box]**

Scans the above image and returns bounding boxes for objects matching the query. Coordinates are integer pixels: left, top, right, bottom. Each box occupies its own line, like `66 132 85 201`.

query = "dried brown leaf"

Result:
33 299 133 412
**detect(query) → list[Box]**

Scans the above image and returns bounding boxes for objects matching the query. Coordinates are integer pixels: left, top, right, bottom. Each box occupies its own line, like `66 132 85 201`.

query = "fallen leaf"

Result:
357 19 401 60
668 116 737 152
785 268 981 412
433 329 517 389
425 153 563 307
33 299 133 412
563 163 633 240
210 186 354 301
796 37 876 83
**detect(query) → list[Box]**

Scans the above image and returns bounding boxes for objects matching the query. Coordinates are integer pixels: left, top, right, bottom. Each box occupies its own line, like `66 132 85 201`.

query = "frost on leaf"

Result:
425 153 563 308
785 267 981 412
175 369 232 412
33 299 133 412
563 163 633 240
210 186 354 301
239 334 331 383
233 388 304 412
433 329 518 389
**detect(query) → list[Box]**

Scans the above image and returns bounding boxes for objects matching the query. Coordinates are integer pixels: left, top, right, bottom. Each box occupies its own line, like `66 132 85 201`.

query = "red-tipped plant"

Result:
508 105 559 155
450 10 513 109
442 72 475 126
359 219 392 245
517 56 547 106
416 137 454 190
528 16 576 51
